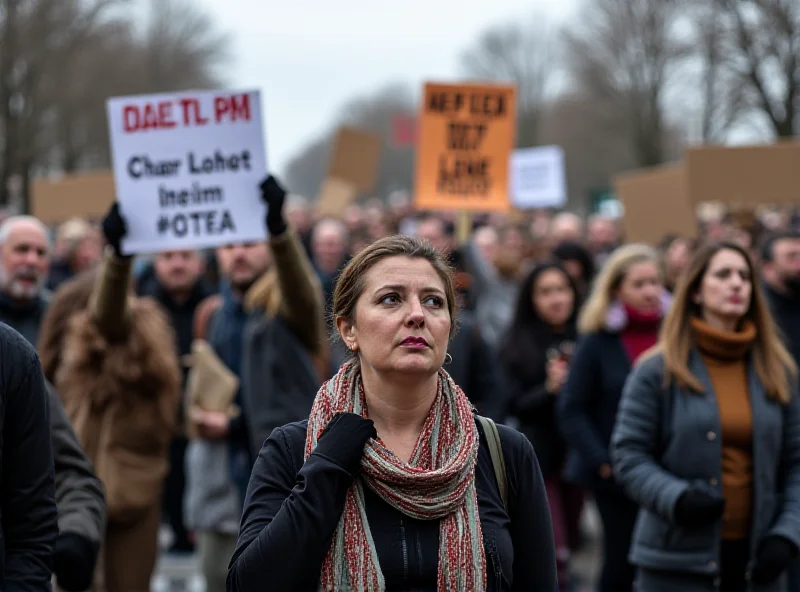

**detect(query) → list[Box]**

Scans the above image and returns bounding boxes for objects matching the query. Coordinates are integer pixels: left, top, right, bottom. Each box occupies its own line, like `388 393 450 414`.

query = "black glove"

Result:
313 412 377 476
673 487 725 526
751 535 798 585
53 532 99 592
101 201 128 258
260 175 287 235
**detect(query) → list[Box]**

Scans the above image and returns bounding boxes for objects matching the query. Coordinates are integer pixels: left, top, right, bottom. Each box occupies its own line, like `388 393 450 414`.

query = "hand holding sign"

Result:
107 89 268 255
260 175 287 236
101 202 128 259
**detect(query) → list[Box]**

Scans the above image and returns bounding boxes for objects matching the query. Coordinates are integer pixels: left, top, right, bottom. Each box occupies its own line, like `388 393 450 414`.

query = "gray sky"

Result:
199 0 577 176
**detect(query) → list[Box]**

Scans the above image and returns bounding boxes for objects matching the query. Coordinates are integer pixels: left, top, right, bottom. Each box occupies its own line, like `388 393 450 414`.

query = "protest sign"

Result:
414 82 516 212
106 89 267 255
510 146 567 209
327 127 382 192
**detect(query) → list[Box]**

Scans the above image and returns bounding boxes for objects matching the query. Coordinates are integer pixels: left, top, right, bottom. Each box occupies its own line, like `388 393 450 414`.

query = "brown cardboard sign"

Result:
327 127 382 192
685 144 800 205
316 177 359 218
31 170 116 224
614 163 697 245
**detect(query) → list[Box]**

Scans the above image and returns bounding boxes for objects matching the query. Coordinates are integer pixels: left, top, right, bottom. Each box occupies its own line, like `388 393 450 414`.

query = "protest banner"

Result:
510 145 567 209
414 82 516 212
327 127 382 192
32 170 116 224
106 89 267 255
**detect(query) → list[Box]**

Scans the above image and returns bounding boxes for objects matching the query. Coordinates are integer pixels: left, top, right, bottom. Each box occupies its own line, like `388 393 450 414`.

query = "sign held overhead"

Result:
414 82 516 212
510 146 567 209
106 89 267 255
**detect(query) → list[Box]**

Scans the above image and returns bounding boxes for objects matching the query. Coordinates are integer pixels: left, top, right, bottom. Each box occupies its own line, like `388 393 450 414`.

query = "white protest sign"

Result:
106 89 267 255
509 145 567 209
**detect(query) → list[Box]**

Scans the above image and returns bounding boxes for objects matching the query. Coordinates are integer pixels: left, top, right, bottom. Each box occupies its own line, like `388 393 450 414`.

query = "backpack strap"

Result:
477 415 508 513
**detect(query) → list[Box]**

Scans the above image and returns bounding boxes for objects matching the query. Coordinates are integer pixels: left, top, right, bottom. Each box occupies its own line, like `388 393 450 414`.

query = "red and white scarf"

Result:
305 361 486 591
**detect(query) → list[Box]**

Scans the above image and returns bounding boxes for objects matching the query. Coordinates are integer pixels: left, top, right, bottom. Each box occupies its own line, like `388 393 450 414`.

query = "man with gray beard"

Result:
0 216 51 346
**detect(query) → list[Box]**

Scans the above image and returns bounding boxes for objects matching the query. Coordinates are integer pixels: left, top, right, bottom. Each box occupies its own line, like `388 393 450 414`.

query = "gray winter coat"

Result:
611 351 800 591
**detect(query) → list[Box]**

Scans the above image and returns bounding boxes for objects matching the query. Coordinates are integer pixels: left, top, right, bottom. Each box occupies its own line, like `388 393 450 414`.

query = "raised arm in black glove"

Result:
673 487 726 527
53 532 99 592
101 202 129 259
313 412 377 476
260 175 287 236
750 535 798 585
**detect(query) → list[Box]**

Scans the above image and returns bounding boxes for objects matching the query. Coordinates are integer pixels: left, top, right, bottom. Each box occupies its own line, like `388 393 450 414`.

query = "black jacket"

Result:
501 333 574 478
0 323 58 590
0 292 50 349
227 417 557 591
445 310 499 417
557 331 632 490
47 382 106 547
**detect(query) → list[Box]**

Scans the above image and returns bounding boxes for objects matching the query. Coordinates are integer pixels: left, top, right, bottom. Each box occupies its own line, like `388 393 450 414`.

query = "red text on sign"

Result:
214 94 250 123
123 101 177 133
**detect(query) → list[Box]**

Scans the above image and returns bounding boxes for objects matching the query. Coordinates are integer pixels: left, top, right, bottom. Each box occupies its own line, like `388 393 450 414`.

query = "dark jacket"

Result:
137 277 215 387
227 418 558 592
0 291 50 348
0 324 58 590
611 352 800 590
47 382 106 546
502 334 575 478
446 310 498 416
764 283 800 365
0 298 106 551
557 331 632 489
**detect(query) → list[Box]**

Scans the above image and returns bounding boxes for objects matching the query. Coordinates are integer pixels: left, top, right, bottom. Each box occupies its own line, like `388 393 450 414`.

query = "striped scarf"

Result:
305 360 486 591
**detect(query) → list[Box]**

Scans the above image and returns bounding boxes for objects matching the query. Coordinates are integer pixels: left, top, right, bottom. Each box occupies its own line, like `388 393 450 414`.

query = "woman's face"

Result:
532 269 574 328
617 260 662 314
665 240 691 275
338 256 451 377
696 249 751 324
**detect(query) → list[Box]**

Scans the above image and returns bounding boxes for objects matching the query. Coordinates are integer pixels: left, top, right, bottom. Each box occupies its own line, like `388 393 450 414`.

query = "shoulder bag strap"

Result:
477 415 508 513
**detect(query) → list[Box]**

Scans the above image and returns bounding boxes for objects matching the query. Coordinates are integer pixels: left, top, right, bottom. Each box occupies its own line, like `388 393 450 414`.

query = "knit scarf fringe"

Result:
305 361 486 591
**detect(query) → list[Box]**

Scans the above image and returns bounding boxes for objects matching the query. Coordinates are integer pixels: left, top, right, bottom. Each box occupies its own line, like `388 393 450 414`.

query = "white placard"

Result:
106 89 268 255
509 146 567 209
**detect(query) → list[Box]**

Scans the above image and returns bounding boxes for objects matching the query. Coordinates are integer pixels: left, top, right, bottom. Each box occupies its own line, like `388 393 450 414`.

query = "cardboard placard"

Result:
106 89 268 255
327 127 382 192
31 171 116 224
316 177 359 218
685 144 800 206
414 82 516 212
614 164 697 245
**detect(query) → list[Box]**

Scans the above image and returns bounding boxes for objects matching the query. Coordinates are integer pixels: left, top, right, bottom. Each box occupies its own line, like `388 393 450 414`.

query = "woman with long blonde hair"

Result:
612 241 800 591
558 243 670 592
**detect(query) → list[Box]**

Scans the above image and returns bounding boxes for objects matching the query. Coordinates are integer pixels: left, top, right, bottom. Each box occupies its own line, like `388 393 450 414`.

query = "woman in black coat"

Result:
228 236 558 591
500 262 584 590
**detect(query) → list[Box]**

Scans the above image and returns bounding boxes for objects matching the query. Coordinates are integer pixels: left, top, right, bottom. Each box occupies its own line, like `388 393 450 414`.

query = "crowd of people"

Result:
0 177 798 591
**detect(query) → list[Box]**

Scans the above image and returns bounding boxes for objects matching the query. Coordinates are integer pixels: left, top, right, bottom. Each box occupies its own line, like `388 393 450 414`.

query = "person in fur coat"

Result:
38 203 182 592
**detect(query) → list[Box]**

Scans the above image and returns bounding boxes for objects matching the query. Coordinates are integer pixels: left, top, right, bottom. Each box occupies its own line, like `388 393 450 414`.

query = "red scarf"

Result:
619 304 661 363
305 361 485 591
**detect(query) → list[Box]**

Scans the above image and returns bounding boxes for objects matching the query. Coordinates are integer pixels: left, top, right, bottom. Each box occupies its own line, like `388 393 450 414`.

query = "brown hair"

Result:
656 241 797 404
38 268 99 382
332 235 457 344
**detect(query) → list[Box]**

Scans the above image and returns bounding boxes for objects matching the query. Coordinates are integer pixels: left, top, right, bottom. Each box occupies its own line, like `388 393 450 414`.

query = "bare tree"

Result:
0 0 125 204
460 19 553 148
284 83 417 200
713 0 799 138
563 0 692 167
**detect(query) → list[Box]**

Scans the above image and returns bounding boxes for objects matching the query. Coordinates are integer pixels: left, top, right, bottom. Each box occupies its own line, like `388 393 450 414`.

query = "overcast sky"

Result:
198 0 578 176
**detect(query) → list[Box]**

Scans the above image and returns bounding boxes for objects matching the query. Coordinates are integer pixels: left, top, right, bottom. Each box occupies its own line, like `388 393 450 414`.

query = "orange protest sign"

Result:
414 82 516 212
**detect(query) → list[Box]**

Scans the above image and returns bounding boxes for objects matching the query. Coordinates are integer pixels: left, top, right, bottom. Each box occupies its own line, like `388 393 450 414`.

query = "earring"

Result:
445 353 453 365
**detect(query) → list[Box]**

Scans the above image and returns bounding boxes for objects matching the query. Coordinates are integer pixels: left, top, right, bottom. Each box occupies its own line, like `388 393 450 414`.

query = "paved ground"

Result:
152 503 603 591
